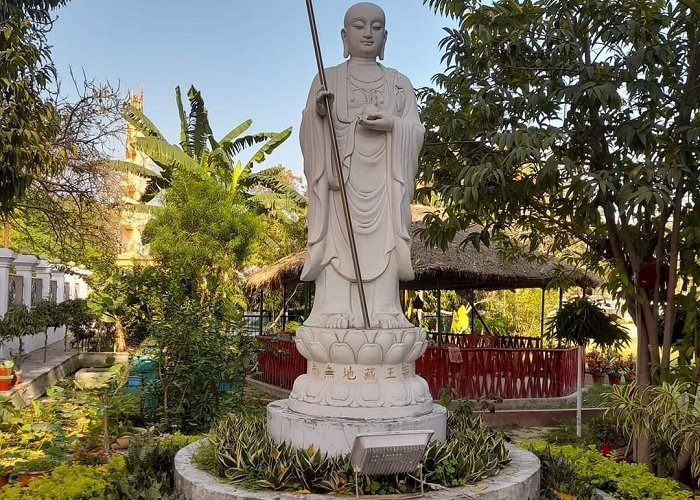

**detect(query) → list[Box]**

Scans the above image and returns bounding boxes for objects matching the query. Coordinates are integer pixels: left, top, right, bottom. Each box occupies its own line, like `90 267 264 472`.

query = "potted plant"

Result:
607 352 624 384
16 454 58 486
585 349 608 384
621 354 636 382
0 454 18 487
0 359 13 377
0 375 13 391
545 297 631 349
115 435 131 449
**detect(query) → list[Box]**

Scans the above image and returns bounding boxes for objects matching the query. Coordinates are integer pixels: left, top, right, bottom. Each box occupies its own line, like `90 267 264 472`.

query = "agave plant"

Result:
110 85 305 216
205 404 509 495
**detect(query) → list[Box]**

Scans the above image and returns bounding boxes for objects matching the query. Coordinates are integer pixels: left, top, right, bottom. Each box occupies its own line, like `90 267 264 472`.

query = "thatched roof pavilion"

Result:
246 206 598 292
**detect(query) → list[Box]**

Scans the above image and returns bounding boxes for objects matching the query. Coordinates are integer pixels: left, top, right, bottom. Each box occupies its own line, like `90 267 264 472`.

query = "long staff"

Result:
304 0 370 329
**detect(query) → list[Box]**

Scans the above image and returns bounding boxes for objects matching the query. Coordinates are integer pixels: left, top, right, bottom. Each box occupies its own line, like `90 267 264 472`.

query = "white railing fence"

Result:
0 248 91 361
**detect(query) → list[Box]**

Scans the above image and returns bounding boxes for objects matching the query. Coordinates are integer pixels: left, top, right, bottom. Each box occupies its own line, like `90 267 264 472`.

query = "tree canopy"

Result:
419 0 700 388
0 15 60 222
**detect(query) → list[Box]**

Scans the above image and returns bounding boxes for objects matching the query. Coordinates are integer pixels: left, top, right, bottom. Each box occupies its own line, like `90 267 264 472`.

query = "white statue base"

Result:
267 325 447 456
268 399 447 456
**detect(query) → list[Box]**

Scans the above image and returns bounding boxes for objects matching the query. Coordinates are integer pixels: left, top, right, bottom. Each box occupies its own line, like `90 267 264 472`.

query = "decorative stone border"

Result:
175 440 540 500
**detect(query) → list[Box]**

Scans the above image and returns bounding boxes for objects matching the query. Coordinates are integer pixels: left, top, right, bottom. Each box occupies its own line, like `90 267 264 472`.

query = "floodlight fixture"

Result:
351 430 434 499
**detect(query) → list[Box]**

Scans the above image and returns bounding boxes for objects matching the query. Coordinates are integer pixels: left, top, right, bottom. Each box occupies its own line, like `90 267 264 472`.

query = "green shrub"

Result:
582 415 629 450
0 457 123 499
104 433 195 499
526 442 693 500
537 447 595 499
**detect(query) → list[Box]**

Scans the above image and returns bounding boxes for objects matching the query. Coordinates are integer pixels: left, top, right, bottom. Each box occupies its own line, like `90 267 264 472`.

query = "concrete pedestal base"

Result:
267 399 447 456
175 441 540 500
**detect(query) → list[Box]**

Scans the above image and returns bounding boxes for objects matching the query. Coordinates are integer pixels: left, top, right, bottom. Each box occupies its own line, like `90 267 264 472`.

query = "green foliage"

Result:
105 433 190 499
0 381 107 472
143 170 259 283
546 297 630 348
61 298 114 352
125 268 255 432
536 446 596 499
0 303 45 368
604 381 700 484
119 84 306 271
526 442 693 500
88 265 162 348
419 0 700 382
86 263 256 431
202 403 508 494
583 415 630 451
0 15 60 218
541 414 630 451
121 85 301 211
0 1 69 20
16 454 60 472
0 304 45 342
480 289 560 337
0 461 118 500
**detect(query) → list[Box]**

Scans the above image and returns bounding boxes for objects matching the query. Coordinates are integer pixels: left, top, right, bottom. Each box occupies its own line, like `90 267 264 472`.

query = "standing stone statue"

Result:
300 1 424 330
279 3 440 432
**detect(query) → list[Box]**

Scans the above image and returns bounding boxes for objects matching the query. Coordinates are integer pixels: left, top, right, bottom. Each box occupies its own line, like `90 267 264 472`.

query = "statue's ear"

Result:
341 28 349 58
379 30 387 60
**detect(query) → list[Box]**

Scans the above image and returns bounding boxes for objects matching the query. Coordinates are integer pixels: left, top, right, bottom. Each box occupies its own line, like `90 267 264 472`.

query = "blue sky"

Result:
48 0 453 178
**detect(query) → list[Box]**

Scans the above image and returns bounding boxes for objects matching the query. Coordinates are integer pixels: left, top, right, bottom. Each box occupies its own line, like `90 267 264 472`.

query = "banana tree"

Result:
110 85 305 216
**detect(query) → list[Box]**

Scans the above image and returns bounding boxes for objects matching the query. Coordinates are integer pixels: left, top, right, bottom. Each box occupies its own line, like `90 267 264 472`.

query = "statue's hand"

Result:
358 110 393 132
315 89 334 117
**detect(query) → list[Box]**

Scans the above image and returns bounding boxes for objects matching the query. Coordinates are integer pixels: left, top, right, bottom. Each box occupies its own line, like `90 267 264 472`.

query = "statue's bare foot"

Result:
325 313 351 329
375 313 412 329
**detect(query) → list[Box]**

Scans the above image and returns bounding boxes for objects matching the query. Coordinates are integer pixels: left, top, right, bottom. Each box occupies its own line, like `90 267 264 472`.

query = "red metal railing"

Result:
255 337 307 390
425 332 542 349
415 345 578 399
254 336 577 399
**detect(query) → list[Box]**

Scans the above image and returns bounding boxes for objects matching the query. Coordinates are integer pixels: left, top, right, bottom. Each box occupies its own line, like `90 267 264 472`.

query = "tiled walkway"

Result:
2 340 80 406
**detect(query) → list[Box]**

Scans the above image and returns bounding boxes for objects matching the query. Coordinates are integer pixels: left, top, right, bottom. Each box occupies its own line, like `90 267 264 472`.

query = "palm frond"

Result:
218 120 252 150
175 86 190 154
209 148 232 172
243 127 293 171
244 168 307 207
199 149 211 170
134 137 199 172
226 131 271 158
123 106 164 139
187 86 211 161
107 160 160 178
141 174 171 203
230 161 243 194
247 192 305 214
122 201 156 215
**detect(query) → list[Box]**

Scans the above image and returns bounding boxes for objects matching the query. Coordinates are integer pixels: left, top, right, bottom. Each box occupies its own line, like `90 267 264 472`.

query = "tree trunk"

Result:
635 310 653 468
114 317 126 352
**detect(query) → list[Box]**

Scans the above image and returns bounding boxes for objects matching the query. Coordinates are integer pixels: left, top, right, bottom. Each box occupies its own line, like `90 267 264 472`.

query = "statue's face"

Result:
342 3 386 59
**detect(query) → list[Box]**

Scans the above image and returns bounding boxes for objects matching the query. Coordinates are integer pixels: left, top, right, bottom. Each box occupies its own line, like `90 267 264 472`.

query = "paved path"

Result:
16 340 79 387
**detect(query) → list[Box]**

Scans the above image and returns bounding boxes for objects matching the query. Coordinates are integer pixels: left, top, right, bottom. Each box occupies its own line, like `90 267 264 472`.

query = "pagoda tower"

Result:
116 89 155 266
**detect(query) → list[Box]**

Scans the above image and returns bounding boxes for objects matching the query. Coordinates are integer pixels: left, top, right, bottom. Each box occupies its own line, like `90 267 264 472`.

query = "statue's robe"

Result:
300 62 424 292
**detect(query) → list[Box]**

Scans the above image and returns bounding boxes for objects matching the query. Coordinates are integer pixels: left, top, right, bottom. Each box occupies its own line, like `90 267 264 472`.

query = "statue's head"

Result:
341 2 387 60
